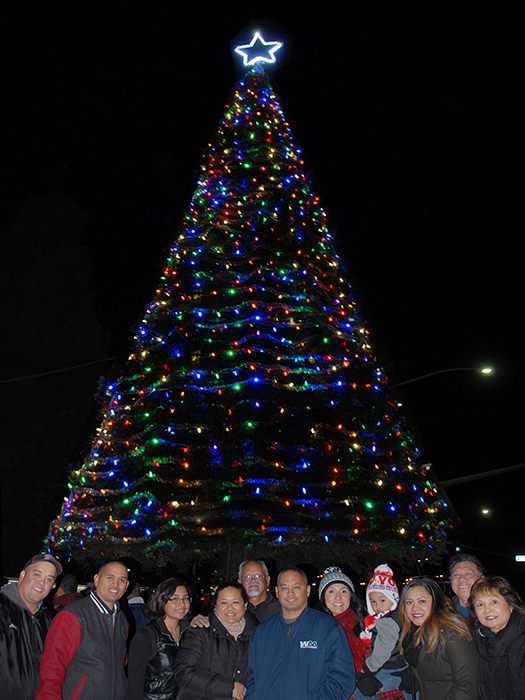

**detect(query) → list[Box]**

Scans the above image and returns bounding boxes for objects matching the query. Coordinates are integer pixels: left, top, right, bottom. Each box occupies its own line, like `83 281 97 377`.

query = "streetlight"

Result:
391 366 493 388
479 505 525 526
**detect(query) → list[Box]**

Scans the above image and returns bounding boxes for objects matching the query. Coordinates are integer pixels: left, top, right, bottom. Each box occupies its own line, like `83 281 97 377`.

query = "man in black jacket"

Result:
0 553 62 700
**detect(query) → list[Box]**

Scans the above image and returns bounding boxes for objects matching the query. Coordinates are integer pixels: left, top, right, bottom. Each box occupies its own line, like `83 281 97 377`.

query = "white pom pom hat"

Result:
365 564 399 615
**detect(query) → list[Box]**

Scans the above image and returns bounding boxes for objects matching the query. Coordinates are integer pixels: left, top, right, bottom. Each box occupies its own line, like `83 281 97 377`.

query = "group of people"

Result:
0 551 523 700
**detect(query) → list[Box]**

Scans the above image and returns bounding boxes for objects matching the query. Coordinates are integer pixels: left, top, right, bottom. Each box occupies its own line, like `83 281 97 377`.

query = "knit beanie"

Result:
365 564 399 615
319 566 355 600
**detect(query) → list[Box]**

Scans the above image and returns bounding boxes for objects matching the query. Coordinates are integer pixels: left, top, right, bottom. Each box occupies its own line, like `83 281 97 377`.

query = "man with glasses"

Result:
238 560 281 622
191 559 280 630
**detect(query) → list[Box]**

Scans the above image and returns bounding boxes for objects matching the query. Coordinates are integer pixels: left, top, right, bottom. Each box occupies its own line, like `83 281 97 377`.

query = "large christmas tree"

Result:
45 38 452 572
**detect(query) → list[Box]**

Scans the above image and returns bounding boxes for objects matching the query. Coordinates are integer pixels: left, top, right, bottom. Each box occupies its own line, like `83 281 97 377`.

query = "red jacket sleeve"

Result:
34 610 82 700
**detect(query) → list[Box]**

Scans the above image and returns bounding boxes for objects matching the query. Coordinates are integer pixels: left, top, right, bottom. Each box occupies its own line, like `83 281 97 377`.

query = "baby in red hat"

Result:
355 564 406 700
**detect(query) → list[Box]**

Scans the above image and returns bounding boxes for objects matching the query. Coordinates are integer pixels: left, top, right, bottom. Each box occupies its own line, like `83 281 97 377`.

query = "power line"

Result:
0 357 116 384
441 463 525 487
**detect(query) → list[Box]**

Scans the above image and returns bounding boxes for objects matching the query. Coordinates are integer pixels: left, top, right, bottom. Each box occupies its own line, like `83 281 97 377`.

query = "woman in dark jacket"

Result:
399 577 478 700
127 578 191 700
469 575 525 700
174 581 258 700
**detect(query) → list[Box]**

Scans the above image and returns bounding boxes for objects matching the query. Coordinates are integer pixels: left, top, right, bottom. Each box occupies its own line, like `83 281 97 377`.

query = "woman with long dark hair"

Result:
127 578 191 700
469 575 525 700
173 581 258 700
317 566 367 673
398 577 478 700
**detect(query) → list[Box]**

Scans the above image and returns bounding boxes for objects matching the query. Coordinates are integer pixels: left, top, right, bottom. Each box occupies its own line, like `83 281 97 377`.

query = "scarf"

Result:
335 607 367 672
219 616 246 640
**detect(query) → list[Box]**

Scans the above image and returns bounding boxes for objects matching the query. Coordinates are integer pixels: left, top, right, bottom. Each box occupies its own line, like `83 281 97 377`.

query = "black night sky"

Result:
0 4 520 588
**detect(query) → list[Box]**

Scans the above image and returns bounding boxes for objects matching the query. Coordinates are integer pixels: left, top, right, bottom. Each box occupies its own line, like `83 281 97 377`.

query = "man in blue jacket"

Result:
246 567 356 700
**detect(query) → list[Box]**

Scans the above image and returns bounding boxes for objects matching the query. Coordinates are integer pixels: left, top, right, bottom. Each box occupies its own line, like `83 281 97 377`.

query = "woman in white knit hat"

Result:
317 566 367 673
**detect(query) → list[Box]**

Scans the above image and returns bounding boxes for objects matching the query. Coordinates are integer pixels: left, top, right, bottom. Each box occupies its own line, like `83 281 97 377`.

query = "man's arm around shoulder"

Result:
34 610 82 700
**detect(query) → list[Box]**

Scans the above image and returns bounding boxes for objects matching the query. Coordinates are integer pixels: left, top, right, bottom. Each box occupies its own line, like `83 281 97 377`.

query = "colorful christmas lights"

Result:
45 66 452 569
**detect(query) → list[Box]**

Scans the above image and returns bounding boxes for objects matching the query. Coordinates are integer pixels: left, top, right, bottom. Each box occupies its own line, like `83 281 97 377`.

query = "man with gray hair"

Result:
191 559 280 630
238 560 280 622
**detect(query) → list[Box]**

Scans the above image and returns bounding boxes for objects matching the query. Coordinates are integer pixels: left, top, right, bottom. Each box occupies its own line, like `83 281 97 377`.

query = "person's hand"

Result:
356 668 382 696
232 681 246 699
190 614 210 628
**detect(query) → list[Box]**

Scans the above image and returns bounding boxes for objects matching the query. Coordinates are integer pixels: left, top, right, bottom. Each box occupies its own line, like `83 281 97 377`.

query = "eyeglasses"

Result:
168 596 191 604
242 574 265 581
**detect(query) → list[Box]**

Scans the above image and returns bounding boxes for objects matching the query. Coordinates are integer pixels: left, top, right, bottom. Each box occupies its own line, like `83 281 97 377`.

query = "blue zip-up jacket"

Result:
246 606 356 700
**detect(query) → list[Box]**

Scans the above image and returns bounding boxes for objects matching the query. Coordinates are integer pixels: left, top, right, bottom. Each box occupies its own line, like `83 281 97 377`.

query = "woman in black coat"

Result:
469 575 525 700
174 581 258 700
127 578 191 700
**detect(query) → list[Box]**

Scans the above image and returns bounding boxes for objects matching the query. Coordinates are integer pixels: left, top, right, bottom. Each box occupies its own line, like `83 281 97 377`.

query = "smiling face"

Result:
473 589 513 633
94 562 129 610
18 561 57 614
404 585 434 627
164 585 191 622
324 583 351 616
276 570 310 620
215 586 248 625
369 591 393 614
450 561 481 607
239 561 270 604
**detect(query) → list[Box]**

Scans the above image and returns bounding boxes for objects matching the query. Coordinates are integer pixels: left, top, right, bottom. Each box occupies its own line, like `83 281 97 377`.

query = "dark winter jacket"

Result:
34 590 128 700
127 617 189 700
475 611 525 700
0 582 54 700
246 606 356 700
174 609 258 699
247 591 281 622
402 623 479 700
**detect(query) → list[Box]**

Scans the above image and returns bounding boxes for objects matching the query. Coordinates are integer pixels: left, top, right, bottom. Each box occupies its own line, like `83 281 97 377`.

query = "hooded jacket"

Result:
0 581 54 700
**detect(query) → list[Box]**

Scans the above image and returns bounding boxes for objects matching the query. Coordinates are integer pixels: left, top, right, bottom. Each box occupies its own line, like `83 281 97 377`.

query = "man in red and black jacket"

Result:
35 560 129 700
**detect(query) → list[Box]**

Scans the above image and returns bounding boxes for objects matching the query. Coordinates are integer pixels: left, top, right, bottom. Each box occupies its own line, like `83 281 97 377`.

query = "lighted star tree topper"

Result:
235 31 283 66
45 33 453 571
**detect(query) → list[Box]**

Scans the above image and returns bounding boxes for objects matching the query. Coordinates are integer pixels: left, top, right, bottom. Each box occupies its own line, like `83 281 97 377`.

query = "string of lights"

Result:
45 65 452 569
